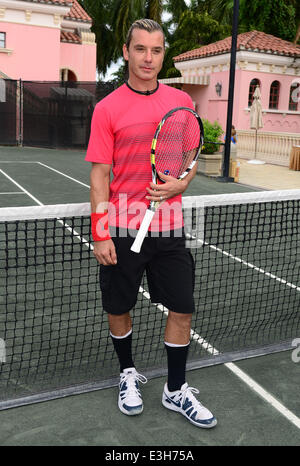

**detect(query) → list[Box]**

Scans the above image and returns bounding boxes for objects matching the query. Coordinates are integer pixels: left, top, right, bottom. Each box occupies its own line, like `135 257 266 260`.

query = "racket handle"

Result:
130 209 155 253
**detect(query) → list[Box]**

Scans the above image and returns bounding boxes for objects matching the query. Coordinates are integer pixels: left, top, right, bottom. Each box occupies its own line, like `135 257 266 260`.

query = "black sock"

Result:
110 329 135 373
165 342 190 392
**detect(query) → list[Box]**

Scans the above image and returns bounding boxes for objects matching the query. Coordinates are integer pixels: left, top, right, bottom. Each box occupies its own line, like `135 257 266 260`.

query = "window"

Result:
289 82 299 111
269 81 280 109
60 68 77 82
0 32 5 48
248 79 260 107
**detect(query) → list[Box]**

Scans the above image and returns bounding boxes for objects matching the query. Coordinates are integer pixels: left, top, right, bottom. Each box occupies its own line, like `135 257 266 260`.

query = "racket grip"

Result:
130 209 155 253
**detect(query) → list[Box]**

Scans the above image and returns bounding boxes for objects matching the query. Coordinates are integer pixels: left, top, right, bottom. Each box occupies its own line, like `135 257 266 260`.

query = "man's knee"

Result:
108 312 132 336
168 311 192 327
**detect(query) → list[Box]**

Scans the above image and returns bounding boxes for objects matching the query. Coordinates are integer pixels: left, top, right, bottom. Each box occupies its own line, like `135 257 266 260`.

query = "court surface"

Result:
0 146 299 447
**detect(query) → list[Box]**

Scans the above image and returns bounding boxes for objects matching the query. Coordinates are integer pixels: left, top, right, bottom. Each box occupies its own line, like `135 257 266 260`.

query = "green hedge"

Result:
202 119 224 154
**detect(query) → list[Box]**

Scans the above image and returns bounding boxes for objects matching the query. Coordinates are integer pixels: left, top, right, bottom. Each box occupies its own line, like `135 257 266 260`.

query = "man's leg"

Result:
163 311 217 428
165 311 191 344
147 235 217 427
108 312 147 416
99 233 151 416
108 312 132 336
108 312 134 372
164 311 192 391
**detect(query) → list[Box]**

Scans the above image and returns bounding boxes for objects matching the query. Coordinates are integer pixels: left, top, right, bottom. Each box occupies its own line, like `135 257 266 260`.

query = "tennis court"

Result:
0 145 299 447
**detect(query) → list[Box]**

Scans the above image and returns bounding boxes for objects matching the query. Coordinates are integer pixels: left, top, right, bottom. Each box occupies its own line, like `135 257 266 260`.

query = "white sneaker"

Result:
162 382 217 428
118 367 147 416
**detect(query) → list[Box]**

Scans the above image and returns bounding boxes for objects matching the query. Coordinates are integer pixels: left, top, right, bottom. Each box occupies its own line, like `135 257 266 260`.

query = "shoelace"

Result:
173 386 206 412
120 372 148 399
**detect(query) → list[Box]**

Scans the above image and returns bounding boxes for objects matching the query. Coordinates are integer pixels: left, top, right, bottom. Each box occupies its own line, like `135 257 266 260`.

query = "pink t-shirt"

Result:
85 83 194 231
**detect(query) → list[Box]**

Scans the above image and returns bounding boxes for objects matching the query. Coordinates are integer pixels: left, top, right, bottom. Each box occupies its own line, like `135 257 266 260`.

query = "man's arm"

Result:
90 162 117 265
146 161 198 202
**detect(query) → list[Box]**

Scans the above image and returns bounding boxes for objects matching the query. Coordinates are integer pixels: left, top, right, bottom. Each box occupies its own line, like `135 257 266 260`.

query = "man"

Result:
86 19 217 429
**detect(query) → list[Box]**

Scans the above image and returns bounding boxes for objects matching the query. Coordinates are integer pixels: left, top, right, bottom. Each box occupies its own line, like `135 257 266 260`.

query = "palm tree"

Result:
206 0 298 42
160 8 229 78
78 0 115 75
164 0 188 26
292 0 300 44
110 0 143 57
201 0 236 24
294 24 300 44
146 0 164 23
108 0 164 81
110 0 164 57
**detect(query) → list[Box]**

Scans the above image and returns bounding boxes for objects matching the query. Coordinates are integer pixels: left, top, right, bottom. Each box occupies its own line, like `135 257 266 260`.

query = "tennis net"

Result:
0 190 299 409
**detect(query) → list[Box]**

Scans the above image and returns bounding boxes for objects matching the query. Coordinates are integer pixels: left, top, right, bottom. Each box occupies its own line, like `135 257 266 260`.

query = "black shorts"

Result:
99 229 195 315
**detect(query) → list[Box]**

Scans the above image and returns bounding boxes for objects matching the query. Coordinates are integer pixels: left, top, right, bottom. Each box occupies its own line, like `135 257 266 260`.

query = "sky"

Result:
99 58 123 82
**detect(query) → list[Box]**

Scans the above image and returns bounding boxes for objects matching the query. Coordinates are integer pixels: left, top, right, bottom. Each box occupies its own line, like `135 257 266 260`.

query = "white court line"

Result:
0 169 43 206
225 362 300 429
0 160 89 189
184 235 300 428
0 161 39 163
0 167 89 244
138 287 300 430
37 162 90 188
188 235 300 292
190 321 300 429
0 162 37 196
1 167 299 430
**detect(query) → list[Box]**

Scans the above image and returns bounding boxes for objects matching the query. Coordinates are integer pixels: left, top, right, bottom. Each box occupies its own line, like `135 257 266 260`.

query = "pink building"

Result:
161 31 300 165
0 0 96 81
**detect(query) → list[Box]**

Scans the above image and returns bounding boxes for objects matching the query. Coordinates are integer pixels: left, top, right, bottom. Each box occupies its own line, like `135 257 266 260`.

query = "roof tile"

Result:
21 0 92 23
22 0 73 5
60 30 81 44
65 0 92 22
174 30 300 62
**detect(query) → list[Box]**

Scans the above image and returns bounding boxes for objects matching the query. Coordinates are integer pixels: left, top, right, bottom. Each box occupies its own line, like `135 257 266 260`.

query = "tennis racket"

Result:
130 106 204 253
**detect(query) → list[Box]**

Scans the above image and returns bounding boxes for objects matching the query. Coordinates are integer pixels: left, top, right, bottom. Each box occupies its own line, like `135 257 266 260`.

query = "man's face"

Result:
123 28 165 83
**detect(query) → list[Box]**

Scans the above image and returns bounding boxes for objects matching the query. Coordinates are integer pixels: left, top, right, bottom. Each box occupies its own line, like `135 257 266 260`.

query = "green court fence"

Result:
0 79 118 149
0 79 18 146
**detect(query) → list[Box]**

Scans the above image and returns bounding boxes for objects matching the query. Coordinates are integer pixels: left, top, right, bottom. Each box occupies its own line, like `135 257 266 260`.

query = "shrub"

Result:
202 119 224 154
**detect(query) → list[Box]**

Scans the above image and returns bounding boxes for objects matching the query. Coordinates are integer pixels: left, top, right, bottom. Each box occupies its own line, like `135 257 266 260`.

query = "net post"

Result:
217 176 234 183
17 78 23 147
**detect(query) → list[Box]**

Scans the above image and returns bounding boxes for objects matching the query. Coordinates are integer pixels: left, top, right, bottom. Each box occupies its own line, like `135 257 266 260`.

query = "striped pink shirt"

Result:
85 83 194 231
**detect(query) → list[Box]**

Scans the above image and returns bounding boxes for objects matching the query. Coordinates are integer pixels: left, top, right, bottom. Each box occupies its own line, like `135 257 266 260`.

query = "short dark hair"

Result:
125 19 165 49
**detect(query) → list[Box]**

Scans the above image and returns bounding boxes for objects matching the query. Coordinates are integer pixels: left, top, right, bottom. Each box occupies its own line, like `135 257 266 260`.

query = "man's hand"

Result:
145 171 188 202
93 239 117 266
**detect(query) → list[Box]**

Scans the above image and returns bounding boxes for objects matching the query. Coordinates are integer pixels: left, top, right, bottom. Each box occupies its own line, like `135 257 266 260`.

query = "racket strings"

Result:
155 110 201 178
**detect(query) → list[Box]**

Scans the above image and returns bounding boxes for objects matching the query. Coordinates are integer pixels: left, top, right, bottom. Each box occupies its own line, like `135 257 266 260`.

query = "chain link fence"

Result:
0 79 118 149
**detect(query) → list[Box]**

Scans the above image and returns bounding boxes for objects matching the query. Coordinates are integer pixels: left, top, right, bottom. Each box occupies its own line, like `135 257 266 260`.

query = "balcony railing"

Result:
236 130 300 166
